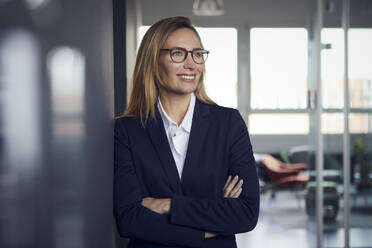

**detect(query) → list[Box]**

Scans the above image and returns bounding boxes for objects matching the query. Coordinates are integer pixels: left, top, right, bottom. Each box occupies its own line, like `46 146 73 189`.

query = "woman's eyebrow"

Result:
168 46 186 50
168 46 203 50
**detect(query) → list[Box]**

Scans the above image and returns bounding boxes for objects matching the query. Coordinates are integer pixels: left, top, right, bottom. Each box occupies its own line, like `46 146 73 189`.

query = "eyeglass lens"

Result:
170 48 208 64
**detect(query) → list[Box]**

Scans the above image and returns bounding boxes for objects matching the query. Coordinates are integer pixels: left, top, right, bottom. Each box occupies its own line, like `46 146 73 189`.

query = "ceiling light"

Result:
193 0 224 16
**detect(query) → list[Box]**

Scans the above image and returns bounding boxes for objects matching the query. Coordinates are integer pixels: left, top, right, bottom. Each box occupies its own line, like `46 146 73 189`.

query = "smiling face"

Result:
158 28 204 98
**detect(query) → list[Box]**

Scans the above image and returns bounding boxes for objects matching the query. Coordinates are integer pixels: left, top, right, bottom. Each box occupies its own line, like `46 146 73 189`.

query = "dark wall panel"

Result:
0 0 115 247
114 0 127 117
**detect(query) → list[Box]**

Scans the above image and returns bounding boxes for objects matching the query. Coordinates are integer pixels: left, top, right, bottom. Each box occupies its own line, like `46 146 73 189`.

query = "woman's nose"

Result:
183 53 196 69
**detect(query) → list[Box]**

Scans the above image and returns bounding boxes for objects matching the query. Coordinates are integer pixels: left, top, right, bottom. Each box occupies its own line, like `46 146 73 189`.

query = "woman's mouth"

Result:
178 74 196 81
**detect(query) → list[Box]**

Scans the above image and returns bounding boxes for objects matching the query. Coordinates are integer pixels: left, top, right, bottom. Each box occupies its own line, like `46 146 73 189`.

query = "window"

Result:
321 28 372 133
249 114 309 134
197 28 237 108
249 28 308 134
250 28 308 110
349 29 372 109
321 28 344 109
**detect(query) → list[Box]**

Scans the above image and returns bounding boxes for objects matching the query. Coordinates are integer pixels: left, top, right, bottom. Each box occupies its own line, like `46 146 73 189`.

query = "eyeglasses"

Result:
160 47 209 64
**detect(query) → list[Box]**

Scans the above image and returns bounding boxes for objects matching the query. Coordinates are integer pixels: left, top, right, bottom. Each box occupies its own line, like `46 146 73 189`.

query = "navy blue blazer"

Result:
114 99 259 248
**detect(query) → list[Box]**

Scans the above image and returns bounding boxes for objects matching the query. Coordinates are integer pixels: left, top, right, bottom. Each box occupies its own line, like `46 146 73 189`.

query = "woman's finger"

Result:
229 179 243 197
223 175 232 190
224 175 239 197
141 197 152 208
232 187 242 198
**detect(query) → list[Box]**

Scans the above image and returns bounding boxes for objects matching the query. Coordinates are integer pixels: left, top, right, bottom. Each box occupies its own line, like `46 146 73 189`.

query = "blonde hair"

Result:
123 16 215 122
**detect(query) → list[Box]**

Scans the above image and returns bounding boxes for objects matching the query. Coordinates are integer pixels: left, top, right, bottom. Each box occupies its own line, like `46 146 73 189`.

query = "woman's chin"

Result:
162 85 198 97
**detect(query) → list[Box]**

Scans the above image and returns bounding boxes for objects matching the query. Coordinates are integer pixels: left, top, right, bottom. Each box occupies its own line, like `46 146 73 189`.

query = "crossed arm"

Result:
141 175 244 239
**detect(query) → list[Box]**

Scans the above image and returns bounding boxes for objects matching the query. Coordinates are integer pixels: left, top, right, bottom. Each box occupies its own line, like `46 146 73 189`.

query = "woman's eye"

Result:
194 52 202 58
172 51 183 57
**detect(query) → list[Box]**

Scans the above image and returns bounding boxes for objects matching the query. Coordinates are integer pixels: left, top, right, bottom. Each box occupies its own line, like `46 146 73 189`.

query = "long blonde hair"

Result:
123 16 214 122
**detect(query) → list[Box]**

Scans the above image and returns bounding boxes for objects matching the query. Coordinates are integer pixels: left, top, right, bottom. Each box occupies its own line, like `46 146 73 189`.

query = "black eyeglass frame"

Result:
160 47 209 64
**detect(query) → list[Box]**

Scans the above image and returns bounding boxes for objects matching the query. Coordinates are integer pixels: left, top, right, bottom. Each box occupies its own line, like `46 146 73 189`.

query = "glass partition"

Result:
348 9 372 246
320 2 372 247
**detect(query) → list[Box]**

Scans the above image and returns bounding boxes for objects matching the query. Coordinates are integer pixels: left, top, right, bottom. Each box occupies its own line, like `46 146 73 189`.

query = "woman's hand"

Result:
223 175 243 198
141 197 171 214
204 175 243 239
203 176 243 239
205 232 217 239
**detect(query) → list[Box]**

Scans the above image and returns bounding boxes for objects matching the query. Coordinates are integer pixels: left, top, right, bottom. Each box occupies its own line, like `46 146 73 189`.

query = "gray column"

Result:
0 0 115 247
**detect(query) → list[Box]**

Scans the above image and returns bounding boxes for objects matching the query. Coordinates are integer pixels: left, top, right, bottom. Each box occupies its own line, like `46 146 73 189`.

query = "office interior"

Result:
0 0 371 247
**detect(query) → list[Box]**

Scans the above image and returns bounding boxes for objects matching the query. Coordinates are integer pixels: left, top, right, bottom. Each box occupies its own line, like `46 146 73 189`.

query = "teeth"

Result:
180 75 195 80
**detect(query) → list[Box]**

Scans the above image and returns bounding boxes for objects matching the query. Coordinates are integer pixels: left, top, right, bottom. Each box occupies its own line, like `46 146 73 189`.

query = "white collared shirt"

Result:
157 93 196 180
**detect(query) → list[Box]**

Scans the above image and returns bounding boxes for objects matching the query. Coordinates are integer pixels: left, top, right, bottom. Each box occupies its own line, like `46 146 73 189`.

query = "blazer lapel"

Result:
146 108 183 195
181 100 211 190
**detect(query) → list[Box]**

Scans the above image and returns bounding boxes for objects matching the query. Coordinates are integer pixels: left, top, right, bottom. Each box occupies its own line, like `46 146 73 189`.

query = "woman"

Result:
114 16 259 248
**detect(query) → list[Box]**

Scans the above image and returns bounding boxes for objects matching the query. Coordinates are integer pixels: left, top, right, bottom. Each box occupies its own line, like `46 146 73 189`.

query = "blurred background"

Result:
1 0 371 247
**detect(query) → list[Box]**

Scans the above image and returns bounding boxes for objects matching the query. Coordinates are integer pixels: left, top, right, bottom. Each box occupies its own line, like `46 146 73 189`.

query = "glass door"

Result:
309 0 346 247
348 0 372 247
320 26 346 248
307 0 328 247
312 0 348 247
312 0 372 247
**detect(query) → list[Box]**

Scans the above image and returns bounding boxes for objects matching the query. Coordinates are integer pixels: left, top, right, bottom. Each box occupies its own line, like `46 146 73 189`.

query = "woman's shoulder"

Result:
202 102 240 117
115 115 143 129
115 115 138 122
202 103 247 133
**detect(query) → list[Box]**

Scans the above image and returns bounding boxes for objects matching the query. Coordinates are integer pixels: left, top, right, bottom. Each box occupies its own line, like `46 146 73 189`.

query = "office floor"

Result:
236 190 372 248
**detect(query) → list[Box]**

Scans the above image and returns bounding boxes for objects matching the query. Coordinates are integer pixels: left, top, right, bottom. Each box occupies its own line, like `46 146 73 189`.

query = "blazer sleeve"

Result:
169 109 260 235
114 118 205 247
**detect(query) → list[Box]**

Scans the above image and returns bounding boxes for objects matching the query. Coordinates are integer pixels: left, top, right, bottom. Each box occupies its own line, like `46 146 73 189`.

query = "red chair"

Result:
260 154 309 199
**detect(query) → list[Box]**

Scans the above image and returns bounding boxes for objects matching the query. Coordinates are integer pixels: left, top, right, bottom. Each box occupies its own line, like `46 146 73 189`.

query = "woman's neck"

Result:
159 92 191 126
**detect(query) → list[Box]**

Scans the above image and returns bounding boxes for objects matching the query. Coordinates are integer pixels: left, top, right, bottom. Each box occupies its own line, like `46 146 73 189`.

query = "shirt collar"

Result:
181 93 195 133
157 93 195 133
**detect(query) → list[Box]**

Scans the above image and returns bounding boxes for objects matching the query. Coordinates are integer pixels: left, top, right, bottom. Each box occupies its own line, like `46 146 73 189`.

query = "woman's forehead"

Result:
163 28 202 49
